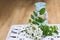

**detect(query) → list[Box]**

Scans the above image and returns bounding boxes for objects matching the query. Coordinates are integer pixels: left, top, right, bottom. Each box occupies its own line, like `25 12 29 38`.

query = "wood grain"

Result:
0 0 60 40
45 0 60 24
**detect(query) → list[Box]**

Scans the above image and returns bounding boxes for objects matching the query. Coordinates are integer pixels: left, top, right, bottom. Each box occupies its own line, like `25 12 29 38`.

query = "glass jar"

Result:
35 2 48 25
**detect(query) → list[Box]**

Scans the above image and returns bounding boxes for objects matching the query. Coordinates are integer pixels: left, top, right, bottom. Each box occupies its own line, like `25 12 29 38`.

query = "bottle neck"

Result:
35 2 46 12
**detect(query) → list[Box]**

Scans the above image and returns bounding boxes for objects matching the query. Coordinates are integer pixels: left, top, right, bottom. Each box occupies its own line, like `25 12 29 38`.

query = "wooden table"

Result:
0 0 60 40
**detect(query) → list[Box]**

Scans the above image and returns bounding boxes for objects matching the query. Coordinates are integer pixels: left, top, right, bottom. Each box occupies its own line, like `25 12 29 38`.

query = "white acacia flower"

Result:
25 24 43 40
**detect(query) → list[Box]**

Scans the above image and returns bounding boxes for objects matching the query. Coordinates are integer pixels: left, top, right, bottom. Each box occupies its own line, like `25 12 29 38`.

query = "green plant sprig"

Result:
39 25 58 36
28 8 58 37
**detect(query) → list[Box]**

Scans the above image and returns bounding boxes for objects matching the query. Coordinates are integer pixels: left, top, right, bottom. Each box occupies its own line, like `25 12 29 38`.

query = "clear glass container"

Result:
35 2 48 25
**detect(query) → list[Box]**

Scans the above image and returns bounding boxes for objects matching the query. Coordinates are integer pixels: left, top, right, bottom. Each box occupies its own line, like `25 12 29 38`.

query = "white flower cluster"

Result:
25 24 43 40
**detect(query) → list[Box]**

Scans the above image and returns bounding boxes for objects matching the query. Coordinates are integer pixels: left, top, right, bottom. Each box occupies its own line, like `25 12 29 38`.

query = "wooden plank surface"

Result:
0 0 60 40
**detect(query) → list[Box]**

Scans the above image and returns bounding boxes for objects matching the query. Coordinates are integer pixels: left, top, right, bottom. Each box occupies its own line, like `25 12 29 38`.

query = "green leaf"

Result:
29 19 32 23
48 31 53 36
35 17 45 23
50 26 54 31
53 26 58 31
33 11 37 16
31 15 34 19
54 31 58 34
39 8 45 15
32 21 39 25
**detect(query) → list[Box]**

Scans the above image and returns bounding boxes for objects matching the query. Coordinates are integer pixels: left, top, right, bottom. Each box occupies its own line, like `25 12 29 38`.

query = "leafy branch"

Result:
39 25 58 36
28 8 58 36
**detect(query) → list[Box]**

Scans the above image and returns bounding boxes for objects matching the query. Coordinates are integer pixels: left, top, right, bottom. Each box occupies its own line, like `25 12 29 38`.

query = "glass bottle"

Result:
35 2 48 25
